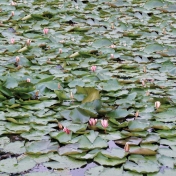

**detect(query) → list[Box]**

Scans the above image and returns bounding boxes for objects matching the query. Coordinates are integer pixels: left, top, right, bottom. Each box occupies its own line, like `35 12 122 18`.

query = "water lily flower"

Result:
143 66 146 73
63 127 70 134
58 122 63 129
70 92 74 99
15 56 20 62
43 28 49 35
141 80 145 87
101 119 108 128
155 101 161 109
162 28 166 34
110 44 116 48
60 40 65 43
58 83 61 89
35 90 39 99
26 39 31 46
11 1 17 5
11 11 15 16
26 78 30 82
110 54 114 58
91 66 96 72
10 38 15 44
59 48 62 54
146 90 150 96
124 142 130 152
89 118 97 126
135 110 139 118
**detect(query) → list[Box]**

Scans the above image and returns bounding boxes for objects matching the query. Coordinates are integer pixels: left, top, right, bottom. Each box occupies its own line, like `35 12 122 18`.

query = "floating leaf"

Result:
124 155 160 173
76 86 100 103
94 153 126 166
92 38 112 48
107 108 130 119
0 156 36 174
26 140 58 154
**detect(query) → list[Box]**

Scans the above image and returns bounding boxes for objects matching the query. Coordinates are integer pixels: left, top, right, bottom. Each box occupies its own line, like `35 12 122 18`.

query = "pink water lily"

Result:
91 66 96 72
110 44 116 48
26 39 31 46
110 54 114 58
141 80 145 87
59 48 62 54
11 11 15 16
155 101 161 109
58 83 61 89
16 56 20 62
10 38 15 44
11 1 17 6
43 28 49 35
26 78 30 82
63 127 70 134
101 119 108 128
89 118 97 126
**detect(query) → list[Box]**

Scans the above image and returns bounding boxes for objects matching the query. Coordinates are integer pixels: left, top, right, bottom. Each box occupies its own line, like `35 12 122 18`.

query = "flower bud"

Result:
91 66 96 72
110 44 116 48
11 11 15 16
43 28 49 35
16 56 20 62
111 23 114 29
58 83 61 89
141 80 145 87
162 28 166 34
26 78 30 82
101 119 108 128
110 54 114 58
26 39 31 46
59 48 62 54
135 110 139 118
60 40 65 43
70 92 74 99
58 122 63 129
155 101 161 109
124 142 130 152
143 66 146 73
35 90 39 97
11 1 17 6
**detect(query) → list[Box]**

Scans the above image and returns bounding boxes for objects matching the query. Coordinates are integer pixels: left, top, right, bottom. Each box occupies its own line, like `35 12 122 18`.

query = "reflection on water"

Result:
70 162 98 176
30 164 49 173
108 140 118 150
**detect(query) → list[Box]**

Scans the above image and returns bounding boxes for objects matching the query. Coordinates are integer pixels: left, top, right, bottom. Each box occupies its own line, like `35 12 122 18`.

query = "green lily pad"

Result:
94 153 126 166
4 141 26 154
92 38 112 48
0 156 36 174
44 154 87 170
124 155 160 173
101 147 127 159
25 140 58 154
107 108 130 119
128 120 150 132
